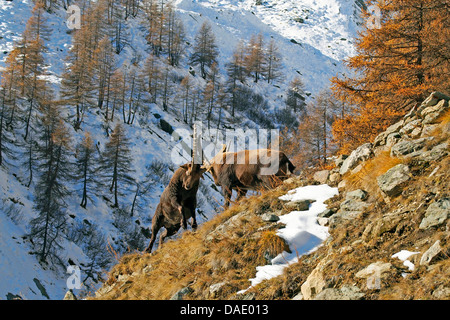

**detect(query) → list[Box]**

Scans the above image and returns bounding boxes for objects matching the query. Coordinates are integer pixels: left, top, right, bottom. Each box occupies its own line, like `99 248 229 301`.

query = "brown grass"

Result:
344 151 403 199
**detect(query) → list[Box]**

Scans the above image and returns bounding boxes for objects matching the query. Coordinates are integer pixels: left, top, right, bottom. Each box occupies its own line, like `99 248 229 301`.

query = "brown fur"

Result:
145 163 206 253
205 149 295 207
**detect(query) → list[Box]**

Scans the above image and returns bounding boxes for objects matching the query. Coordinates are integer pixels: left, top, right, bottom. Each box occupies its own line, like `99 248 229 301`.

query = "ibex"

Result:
145 127 206 253
203 146 295 208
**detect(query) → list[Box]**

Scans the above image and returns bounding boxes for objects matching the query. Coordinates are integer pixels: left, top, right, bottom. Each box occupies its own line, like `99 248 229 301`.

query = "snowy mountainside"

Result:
0 0 362 299
174 0 363 94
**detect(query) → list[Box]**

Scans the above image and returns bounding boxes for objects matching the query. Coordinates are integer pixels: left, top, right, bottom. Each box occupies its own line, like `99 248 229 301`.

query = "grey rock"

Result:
390 138 429 157
355 261 392 279
386 132 402 147
400 119 422 135
418 92 450 113
335 154 348 167
340 143 373 175
419 142 448 162
340 199 370 212
419 198 450 229
313 285 364 300
261 213 280 222
170 287 193 300
377 164 411 197
420 240 442 266
318 208 335 218
284 199 315 211
346 189 368 201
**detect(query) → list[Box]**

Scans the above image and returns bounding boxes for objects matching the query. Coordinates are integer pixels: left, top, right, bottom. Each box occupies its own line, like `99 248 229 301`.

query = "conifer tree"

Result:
265 39 283 84
245 33 265 83
225 41 247 117
29 103 72 263
76 132 97 208
16 2 52 140
285 77 306 115
100 122 134 208
331 0 450 153
190 21 219 79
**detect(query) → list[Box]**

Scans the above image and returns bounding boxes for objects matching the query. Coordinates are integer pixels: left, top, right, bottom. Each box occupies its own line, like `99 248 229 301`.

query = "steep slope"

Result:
93 92 449 300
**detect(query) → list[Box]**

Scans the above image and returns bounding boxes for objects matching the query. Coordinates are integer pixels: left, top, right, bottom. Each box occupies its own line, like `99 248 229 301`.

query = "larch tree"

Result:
285 77 307 115
190 21 219 79
264 39 283 84
331 0 450 153
245 33 265 83
225 41 247 118
100 122 134 208
29 103 73 263
75 131 97 208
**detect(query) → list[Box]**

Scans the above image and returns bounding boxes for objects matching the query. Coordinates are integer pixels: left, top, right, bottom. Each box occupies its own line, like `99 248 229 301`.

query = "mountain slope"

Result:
93 92 449 300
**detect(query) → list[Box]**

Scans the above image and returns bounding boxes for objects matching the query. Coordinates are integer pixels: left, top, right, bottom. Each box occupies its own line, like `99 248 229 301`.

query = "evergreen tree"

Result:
265 39 283 84
245 33 265 83
190 21 219 79
75 132 97 208
285 77 306 115
29 103 72 263
100 122 134 208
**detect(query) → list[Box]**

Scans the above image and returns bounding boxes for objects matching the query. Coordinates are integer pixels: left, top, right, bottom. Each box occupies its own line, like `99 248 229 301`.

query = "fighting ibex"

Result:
145 126 206 253
203 146 295 208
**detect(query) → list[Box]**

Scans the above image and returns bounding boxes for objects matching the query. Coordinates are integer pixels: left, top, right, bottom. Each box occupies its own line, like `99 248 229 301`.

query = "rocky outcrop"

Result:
303 92 449 300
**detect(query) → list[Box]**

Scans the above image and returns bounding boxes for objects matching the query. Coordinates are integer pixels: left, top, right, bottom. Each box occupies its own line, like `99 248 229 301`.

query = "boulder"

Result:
355 261 392 282
373 121 404 147
301 264 327 300
420 240 442 266
377 164 411 198
400 119 422 135
335 154 348 167
313 285 364 300
390 138 429 157
284 199 315 211
346 189 368 201
329 199 369 227
418 91 450 113
261 213 280 222
340 143 373 175
419 142 449 162
313 170 330 184
419 198 449 230
421 99 449 124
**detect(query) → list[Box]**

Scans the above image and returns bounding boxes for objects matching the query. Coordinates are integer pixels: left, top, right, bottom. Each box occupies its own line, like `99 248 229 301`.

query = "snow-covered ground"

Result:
239 184 339 293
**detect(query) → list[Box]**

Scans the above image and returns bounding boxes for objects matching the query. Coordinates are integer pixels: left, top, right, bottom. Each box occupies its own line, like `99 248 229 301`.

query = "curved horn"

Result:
192 124 197 165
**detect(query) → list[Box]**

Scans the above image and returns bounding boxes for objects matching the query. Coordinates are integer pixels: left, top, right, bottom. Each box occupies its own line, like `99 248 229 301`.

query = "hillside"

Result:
93 92 449 300
0 0 363 300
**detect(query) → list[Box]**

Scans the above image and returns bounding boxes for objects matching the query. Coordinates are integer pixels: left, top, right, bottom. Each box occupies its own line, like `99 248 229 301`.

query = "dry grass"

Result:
93 177 308 300
344 151 403 199
93 127 449 300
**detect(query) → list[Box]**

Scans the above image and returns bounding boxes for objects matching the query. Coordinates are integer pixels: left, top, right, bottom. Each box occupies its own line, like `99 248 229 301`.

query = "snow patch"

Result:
239 184 338 293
